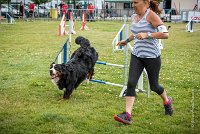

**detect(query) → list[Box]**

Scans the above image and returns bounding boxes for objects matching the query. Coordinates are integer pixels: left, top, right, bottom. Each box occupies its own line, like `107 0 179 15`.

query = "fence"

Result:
2 5 133 21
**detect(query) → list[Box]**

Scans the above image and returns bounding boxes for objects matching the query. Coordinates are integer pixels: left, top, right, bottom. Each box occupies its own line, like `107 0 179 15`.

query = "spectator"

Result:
29 2 35 20
62 2 68 18
83 1 87 9
75 2 81 19
105 3 109 14
59 1 64 17
18 1 24 19
88 3 94 22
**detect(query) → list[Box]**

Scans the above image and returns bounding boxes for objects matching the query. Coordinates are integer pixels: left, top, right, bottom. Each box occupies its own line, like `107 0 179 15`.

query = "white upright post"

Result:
138 73 143 91
124 24 129 86
119 24 129 97
58 53 62 64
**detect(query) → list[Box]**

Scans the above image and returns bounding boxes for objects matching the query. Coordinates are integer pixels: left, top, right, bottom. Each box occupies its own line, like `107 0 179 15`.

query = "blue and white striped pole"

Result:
96 61 124 68
90 79 124 87
54 38 69 64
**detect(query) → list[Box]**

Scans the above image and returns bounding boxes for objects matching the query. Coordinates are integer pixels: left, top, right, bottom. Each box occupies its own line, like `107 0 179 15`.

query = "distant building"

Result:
104 0 198 11
104 0 131 9
163 0 198 12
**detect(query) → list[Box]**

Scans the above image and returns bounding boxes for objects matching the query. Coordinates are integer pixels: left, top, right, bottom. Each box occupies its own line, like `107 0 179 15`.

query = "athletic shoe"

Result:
164 97 174 116
114 112 132 125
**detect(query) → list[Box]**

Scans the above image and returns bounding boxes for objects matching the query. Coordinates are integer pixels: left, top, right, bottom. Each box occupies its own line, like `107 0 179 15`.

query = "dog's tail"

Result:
75 36 90 48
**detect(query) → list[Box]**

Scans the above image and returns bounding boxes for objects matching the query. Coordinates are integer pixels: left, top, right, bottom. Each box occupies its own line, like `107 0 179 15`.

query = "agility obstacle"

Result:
158 39 164 50
90 51 129 97
90 60 126 89
67 12 76 34
112 16 128 52
90 24 150 97
80 11 89 30
91 60 150 97
54 19 74 64
186 17 194 32
58 15 67 36
90 24 129 97
53 37 69 64
7 13 14 24
0 13 15 24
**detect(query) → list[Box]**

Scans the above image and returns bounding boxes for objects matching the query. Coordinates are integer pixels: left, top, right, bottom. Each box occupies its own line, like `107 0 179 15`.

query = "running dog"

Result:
50 36 98 99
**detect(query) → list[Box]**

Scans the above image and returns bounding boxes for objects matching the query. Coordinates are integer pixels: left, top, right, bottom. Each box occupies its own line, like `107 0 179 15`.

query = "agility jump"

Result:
80 11 89 30
59 12 76 36
112 16 127 52
67 12 76 34
58 15 66 36
53 38 69 64
186 17 194 32
54 16 75 64
0 13 14 24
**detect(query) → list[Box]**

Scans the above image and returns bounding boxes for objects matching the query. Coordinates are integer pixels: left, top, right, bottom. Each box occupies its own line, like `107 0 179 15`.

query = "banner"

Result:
188 11 200 21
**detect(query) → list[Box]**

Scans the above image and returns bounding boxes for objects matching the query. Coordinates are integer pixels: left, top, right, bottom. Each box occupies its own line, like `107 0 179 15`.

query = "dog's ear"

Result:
50 62 55 68
75 36 84 45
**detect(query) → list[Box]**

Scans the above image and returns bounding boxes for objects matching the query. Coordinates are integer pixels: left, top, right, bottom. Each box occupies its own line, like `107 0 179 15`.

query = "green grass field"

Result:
0 20 200 134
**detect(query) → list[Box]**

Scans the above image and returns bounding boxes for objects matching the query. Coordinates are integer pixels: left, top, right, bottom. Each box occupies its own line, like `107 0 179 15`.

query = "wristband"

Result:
125 38 130 43
147 32 151 40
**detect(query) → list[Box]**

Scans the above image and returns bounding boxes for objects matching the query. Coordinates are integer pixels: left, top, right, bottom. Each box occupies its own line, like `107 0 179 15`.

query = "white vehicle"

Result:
45 0 61 8
1 4 18 17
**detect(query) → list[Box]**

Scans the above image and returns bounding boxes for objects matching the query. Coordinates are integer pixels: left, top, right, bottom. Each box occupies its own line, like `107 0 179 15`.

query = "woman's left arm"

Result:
148 11 169 39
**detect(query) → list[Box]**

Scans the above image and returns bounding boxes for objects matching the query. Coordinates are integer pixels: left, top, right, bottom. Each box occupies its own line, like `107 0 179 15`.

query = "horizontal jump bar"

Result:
90 79 124 87
96 61 124 68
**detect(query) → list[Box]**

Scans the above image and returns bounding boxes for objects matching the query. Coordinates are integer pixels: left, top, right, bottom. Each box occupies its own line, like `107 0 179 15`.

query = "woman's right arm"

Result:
117 34 134 46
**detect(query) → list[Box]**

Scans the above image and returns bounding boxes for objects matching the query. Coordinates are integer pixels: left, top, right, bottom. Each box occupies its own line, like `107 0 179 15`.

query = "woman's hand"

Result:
117 40 127 46
135 33 148 40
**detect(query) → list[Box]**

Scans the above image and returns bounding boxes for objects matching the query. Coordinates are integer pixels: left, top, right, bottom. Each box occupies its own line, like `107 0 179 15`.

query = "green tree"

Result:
32 0 49 5
0 0 10 4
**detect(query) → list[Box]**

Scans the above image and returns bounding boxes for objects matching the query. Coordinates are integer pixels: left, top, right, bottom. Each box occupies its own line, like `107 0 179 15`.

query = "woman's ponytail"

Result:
149 0 162 14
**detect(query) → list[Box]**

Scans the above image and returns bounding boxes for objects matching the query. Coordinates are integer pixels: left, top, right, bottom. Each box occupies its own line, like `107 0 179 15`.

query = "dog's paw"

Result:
63 96 70 100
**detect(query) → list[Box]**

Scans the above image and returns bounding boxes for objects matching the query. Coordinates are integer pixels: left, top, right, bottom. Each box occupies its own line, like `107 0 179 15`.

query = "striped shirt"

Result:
131 9 160 58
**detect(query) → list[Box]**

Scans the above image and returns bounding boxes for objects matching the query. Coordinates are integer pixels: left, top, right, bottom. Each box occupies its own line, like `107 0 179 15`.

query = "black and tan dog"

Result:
50 36 98 99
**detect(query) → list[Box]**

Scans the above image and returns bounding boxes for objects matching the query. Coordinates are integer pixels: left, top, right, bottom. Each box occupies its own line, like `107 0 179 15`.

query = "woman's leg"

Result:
143 57 170 103
125 55 144 114
114 55 144 124
126 97 136 114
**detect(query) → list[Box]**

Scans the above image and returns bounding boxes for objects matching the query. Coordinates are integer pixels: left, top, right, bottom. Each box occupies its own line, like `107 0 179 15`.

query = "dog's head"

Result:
75 36 90 48
50 63 63 84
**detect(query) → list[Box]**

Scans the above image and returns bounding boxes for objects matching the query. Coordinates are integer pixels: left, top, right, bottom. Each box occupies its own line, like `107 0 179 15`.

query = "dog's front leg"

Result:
63 88 73 99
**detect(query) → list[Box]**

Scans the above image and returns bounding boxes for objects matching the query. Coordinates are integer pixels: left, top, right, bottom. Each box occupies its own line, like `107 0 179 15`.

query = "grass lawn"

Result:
0 20 200 134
